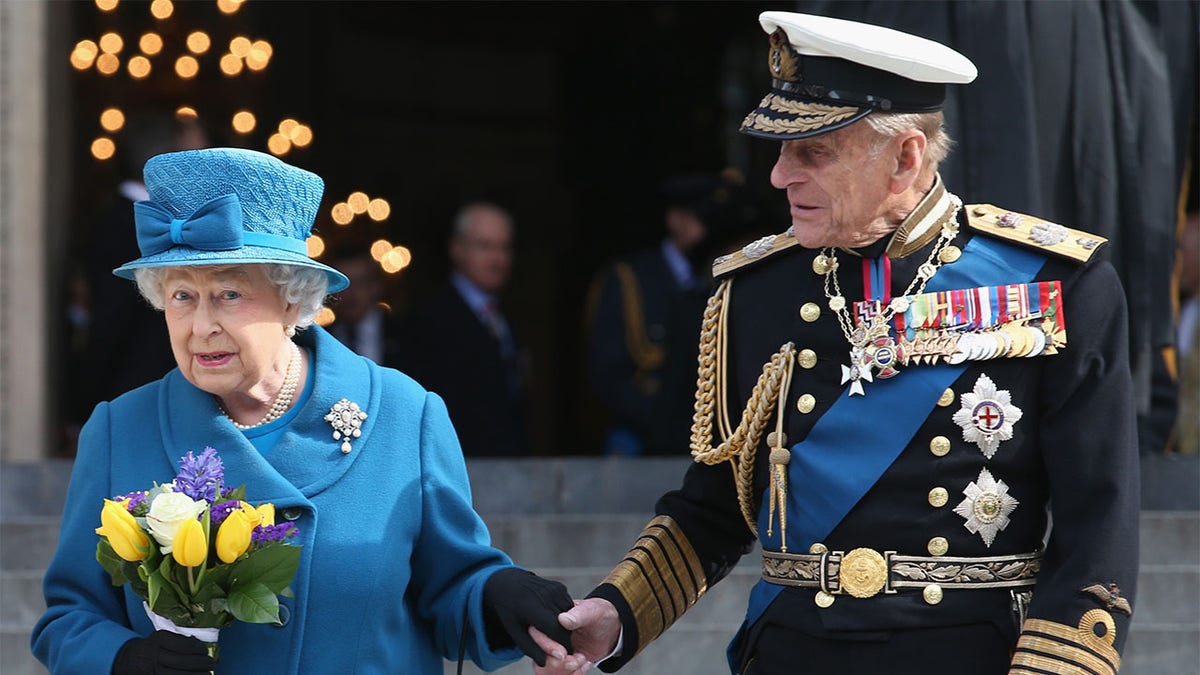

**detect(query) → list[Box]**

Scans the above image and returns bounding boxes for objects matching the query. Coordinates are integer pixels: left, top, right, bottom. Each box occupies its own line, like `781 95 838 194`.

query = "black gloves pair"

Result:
112 630 216 675
482 567 575 666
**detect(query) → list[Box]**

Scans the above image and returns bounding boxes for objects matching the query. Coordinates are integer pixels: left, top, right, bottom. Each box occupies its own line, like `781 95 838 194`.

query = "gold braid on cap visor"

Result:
601 516 707 656
739 94 861 136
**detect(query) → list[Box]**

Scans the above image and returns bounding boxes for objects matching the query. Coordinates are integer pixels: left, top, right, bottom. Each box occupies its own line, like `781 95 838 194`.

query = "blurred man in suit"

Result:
400 202 528 456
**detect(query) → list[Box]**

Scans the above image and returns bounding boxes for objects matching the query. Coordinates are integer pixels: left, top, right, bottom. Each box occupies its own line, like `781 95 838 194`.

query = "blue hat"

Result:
113 147 350 292
740 12 977 140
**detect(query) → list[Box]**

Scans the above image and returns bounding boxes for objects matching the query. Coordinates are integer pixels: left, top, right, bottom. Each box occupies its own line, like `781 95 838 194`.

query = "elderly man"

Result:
537 11 1139 675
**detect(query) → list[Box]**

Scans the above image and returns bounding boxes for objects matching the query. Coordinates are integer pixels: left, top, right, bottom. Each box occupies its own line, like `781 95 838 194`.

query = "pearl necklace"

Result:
221 342 302 429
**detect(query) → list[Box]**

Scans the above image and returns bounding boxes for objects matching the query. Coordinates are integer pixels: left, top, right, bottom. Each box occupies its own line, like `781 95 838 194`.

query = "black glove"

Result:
481 568 575 666
112 630 217 675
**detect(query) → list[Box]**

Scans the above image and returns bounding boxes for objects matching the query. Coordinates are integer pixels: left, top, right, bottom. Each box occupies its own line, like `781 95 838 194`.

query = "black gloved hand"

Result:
481 567 575 666
112 630 217 675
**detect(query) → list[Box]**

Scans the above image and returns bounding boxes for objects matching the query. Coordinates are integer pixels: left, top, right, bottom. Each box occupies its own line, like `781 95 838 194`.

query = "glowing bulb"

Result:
175 107 198 120
99 32 123 54
71 41 99 70
370 239 393 261
220 53 244 76
367 198 391 221
291 125 313 147
381 247 412 274
231 111 256 134
96 53 120 76
128 55 151 79
278 118 298 137
95 0 119 11
267 133 291 156
314 307 335 327
246 42 271 71
330 203 354 225
150 0 173 20
307 235 325 258
139 33 163 56
229 36 251 58
186 31 211 55
91 137 116 160
99 108 125 132
216 0 244 15
175 55 199 79
347 192 369 215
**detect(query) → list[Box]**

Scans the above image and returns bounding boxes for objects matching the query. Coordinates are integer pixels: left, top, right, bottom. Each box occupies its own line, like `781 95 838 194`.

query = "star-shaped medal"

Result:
951 374 1023 459
953 467 1019 547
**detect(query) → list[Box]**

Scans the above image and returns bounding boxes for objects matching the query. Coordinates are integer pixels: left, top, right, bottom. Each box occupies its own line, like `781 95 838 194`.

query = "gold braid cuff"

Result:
601 516 707 656
1011 610 1121 675
690 279 796 534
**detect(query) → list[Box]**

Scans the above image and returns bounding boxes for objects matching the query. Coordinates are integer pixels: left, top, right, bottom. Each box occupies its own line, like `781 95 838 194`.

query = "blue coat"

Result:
32 326 522 674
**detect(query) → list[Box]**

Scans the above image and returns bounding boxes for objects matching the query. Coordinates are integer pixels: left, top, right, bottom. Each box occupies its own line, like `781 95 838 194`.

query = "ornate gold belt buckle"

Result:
838 548 889 598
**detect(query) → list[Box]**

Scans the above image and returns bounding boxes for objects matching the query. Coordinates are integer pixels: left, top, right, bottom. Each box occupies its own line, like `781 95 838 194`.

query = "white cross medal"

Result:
952 374 1022 459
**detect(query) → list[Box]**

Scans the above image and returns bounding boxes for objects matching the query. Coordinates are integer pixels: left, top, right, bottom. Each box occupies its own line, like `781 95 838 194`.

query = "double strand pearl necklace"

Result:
818 197 962 396
221 341 302 429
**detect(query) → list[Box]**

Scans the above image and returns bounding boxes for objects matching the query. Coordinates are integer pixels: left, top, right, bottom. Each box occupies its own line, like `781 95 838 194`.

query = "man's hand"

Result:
531 598 621 675
482 568 575 666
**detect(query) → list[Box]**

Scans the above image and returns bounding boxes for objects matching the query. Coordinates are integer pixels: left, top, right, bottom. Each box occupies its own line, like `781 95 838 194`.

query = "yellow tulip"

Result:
255 503 275 527
95 499 150 562
216 507 255 563
171 518 208 567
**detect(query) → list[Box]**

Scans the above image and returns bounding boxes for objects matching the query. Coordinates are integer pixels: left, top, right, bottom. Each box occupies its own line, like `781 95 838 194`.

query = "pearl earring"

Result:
285 324 296 338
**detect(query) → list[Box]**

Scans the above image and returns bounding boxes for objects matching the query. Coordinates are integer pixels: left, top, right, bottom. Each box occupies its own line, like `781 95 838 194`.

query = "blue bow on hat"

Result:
133 193 245 257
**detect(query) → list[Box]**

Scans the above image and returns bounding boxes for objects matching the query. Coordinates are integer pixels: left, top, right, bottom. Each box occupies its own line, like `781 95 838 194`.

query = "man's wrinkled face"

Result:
769 121 896 249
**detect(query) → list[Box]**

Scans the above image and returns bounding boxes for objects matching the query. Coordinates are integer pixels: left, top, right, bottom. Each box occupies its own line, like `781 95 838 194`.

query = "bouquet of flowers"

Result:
94 447 300 660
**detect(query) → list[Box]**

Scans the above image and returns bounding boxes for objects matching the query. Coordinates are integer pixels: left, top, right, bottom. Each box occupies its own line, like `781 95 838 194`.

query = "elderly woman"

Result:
31 148 583 674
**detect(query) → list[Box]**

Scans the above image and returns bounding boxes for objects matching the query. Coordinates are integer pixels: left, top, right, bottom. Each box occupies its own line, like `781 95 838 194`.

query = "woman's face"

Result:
161 265 298 402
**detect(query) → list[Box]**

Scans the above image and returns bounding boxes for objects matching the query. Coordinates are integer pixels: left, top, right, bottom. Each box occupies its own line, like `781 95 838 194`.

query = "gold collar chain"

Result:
815 194 963 395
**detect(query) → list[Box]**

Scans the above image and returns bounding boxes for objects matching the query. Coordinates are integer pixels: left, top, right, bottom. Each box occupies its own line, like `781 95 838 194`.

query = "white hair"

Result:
864 110 953 170
133 263 329 328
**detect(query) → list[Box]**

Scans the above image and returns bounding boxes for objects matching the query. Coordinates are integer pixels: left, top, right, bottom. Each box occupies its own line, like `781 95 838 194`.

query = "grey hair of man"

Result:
451 201 514 240
132 264 330 328
865 110 953 172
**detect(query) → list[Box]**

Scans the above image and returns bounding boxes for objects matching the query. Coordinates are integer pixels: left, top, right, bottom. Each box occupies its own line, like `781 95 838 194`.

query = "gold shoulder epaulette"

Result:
711 229 801 279
966 204 1106 264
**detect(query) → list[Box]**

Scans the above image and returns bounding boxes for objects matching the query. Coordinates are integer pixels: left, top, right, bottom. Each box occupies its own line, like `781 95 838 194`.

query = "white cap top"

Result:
759 11 977 84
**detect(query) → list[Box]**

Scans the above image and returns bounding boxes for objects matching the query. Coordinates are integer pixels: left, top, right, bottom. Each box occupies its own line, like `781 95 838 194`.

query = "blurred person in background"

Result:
73 109 209 435
32 148 580 674
325 248 402 368
399 202 528 457
585 170 749 456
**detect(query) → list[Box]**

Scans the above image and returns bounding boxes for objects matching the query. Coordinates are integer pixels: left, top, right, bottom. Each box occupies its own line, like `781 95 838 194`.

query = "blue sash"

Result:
728 236 1047 672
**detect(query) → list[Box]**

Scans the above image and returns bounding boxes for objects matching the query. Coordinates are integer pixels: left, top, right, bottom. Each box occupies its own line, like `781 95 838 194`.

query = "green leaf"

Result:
96 540 130 586
230 546 300 594
228 582 280 624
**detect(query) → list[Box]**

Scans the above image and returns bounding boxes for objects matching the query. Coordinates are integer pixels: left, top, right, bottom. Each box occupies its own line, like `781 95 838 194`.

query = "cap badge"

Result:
952 374 1022 459
954 467 1019 547
767 29 800 81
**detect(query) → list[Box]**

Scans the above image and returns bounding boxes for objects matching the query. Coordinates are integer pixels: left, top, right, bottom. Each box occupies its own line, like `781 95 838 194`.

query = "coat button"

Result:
797 349 818 369
796 394 816 413
923 584 944 605
276 603 291 626
929 436 951 457
936 388 955 407
281 507 303 521
809 542 828 554
928 487 949 508
927 537 949 556
800 303 821 322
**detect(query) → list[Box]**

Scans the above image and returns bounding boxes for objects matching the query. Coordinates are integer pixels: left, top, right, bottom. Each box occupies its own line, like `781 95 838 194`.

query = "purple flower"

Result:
116 491 148 512
175 447 224 503
209 499 240 527
252 523 299 546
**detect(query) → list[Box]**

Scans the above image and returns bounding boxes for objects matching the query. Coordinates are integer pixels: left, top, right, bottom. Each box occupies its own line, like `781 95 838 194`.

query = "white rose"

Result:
146 492 208 554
